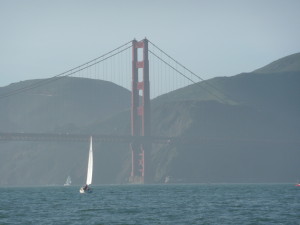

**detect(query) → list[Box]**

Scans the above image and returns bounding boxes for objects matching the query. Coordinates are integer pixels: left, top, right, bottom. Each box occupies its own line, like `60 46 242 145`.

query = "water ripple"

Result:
0 184 299 225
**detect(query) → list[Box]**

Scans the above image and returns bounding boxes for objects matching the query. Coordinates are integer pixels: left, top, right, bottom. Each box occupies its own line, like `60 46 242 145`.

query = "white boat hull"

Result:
79 187 92 193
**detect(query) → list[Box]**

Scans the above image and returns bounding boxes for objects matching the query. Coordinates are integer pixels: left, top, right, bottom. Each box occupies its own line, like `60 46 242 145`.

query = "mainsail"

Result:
64 176 72 186
86 136 93 185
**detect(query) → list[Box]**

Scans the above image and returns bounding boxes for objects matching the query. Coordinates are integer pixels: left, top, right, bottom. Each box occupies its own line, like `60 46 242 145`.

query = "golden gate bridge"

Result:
0 38 227 184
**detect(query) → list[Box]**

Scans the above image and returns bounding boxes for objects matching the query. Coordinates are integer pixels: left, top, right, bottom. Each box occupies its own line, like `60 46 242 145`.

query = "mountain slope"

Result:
253 52 300 74
154 71 300 115
0 77 131 132
148 53 300 182
0 77 132 186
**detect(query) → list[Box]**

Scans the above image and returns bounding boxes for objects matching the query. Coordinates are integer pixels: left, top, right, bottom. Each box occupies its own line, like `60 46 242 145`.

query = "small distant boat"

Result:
64 176 72 186
80 136 93 193
295 183 300 187
164 176 170 184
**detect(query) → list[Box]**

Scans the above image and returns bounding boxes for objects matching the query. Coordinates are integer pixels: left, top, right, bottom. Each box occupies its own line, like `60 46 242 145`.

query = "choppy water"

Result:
0 184 299 225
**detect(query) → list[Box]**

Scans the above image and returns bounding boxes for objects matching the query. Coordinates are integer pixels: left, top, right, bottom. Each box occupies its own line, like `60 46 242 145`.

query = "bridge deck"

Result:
0 132 171 144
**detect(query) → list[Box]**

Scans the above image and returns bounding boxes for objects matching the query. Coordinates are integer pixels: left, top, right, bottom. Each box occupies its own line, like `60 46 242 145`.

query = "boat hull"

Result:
79 187 92 193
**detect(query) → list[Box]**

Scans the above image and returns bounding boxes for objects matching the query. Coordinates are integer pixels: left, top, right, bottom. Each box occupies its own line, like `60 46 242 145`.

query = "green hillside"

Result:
0 77 132 185
0 77 131 133
254 52 300 74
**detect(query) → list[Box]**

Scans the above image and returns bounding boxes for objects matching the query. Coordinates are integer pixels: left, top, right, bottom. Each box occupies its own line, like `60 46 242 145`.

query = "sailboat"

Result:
79 136 93 193
64 175 72 186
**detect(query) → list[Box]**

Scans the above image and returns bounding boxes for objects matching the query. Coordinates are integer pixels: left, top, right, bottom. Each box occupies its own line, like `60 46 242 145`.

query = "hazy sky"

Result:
1 0 300 87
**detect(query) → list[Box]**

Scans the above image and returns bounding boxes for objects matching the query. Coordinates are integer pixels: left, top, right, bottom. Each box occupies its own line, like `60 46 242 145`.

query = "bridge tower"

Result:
129 38 151 184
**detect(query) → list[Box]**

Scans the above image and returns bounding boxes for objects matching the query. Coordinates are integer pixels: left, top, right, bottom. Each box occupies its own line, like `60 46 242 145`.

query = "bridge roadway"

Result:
0 132 172 144
1 132 297 145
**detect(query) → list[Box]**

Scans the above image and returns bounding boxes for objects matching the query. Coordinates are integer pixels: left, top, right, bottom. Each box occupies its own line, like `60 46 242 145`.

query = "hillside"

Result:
253 52 300 74
0 77 131 133
149 53 300 183
0 52 300 186
0 77 131 185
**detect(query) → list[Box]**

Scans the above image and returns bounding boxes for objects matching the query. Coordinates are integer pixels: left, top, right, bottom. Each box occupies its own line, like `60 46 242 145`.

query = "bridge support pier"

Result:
129 38 151 184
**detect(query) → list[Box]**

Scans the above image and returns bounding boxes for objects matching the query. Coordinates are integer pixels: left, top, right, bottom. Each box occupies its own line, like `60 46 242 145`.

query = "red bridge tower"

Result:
129 39 151 184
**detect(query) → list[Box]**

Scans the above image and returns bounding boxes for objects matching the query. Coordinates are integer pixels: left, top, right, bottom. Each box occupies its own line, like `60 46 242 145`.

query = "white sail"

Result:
86 136 93 185
64 176 72 186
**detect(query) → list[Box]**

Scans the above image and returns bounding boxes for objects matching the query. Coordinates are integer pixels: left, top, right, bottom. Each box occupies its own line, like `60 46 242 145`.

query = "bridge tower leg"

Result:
129 38 151 184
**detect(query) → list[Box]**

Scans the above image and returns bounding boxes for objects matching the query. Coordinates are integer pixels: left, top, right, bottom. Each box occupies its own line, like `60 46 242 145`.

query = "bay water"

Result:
0 184 299 224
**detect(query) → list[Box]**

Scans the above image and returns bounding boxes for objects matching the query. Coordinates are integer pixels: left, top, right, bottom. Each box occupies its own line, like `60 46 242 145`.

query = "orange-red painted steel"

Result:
130 39 151 184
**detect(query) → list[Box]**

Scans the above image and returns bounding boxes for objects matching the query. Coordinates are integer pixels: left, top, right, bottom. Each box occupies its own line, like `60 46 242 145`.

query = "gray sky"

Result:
1 0 300 87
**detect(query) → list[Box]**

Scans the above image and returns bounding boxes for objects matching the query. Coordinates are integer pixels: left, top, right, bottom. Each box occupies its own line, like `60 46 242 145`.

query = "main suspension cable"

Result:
149 50 228 103
0 40 133 100
149 40 232 103
149 40 205 82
